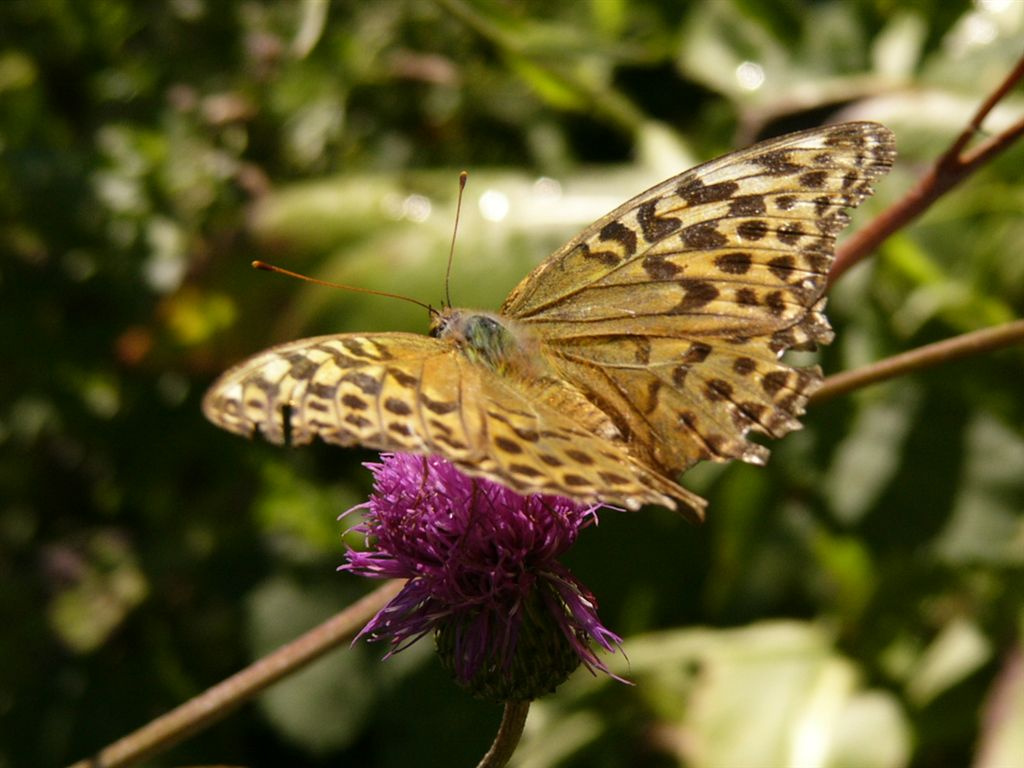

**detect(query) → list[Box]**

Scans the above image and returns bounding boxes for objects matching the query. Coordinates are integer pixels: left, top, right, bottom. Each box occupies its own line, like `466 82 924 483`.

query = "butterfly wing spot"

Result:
388 366 419 388
798 170 828 189
717 251 755 272
764 291 787 317
508 463 544 478
680 222 729 250
598 220 638 257
562 474 591 487
732 357 757 376
341 371 382 395
598 471 631 486
341 393 369 410
344 412 372 429
673 280 720 312
494 435 523 454
384 397 413 416
677 178 741 205
735 288 759 306
729 195 768 216
642 252 683 280
637 199 682 241
683 342 713 363
564 449 596 466
761 371 790 395
420 393 458 415
281 403 294 447
705 379 734 401
751 149 804 176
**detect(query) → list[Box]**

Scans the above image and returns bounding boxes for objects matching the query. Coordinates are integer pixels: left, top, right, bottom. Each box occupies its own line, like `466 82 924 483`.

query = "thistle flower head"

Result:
341 453 622 701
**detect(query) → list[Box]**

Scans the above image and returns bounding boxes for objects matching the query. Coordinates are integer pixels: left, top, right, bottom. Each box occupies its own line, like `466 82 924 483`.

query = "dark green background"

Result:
2 2 1022 766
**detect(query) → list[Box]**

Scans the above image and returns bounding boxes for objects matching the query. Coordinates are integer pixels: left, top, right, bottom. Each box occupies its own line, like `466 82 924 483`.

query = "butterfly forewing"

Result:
202 332 705 515
501 121 895 477
501 122 894 327
204 121 895 516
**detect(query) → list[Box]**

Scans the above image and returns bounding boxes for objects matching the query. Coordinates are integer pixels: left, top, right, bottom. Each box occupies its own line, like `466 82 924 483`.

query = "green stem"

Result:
477 700 532 768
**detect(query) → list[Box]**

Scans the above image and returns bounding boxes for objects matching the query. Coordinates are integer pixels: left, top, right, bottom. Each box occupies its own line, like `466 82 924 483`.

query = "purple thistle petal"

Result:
340 453 623 697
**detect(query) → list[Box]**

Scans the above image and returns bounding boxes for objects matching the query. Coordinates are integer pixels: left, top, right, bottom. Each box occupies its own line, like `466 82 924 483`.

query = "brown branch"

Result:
476 700 531 768
68 579 406 768
830 52 1024 283
812 319 1024 403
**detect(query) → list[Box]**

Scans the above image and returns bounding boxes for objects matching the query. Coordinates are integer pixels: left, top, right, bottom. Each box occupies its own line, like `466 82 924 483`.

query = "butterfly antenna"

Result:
444 170 468 309
251 261 433 313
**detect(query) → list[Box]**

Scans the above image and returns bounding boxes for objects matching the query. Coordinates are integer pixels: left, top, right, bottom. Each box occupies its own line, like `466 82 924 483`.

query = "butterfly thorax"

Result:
430 308 541 377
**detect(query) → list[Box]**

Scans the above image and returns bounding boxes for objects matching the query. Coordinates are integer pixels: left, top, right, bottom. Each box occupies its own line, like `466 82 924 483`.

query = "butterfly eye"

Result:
428 314 450 339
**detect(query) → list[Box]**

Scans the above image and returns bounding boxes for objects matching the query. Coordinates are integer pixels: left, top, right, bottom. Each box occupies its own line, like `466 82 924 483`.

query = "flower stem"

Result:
812 319 1024 403
67 579 405 768
477 700 532 768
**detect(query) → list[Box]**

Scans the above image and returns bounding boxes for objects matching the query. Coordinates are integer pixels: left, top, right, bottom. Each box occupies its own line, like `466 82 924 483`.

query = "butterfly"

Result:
203 121 895 520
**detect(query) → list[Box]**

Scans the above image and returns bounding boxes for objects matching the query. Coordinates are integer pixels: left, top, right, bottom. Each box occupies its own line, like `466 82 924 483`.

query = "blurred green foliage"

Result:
1 1 1022 766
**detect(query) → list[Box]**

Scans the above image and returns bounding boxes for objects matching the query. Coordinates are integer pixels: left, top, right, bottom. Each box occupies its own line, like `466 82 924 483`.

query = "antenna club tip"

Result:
251 260 269 271
459 170 468 186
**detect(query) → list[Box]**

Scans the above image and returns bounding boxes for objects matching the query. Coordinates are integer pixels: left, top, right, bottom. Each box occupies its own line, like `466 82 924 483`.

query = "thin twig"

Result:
477 700 531 768
812 319 1024 403
68 579 405 768
830 52 1024 283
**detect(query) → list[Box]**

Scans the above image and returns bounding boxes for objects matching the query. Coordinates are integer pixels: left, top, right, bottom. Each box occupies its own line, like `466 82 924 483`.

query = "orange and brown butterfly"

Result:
203 121 895 521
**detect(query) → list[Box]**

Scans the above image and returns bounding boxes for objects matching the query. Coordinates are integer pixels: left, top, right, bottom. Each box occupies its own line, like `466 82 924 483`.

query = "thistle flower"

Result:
340 453 622 701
